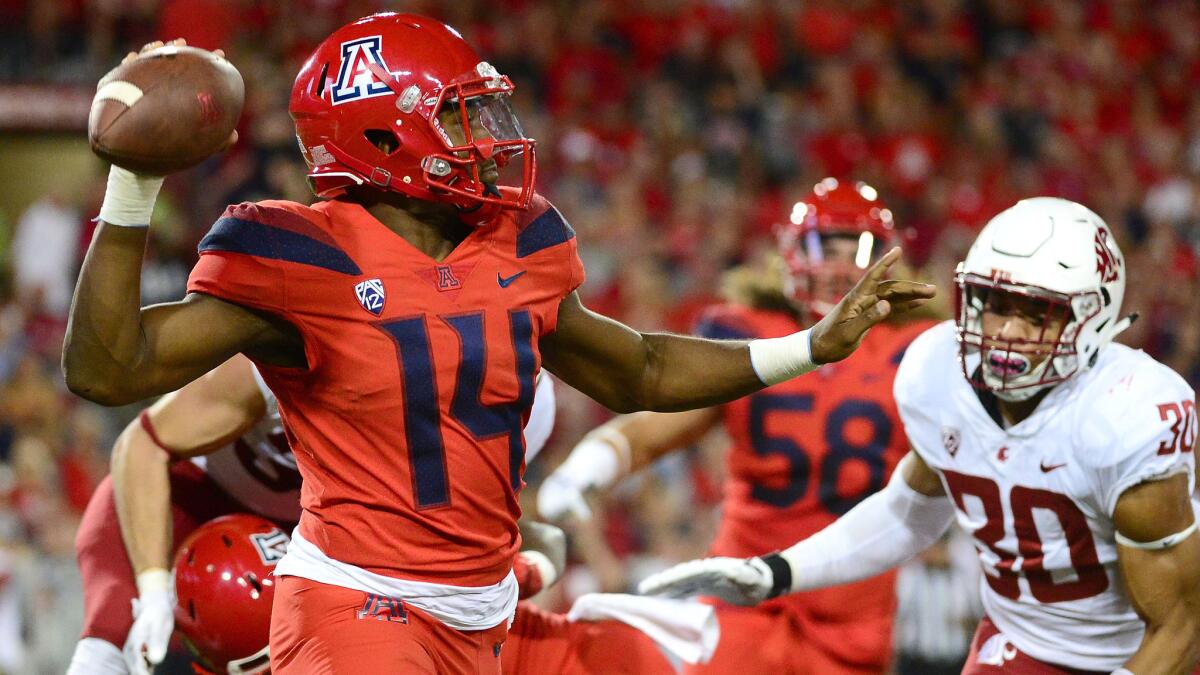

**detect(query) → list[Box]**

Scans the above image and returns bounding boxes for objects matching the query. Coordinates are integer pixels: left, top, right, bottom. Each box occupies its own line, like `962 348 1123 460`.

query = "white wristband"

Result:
748 329 818 386
1112 669 1135 675
98 165 164 228
518 550 559 589
558 433 626 491
135 568 170 596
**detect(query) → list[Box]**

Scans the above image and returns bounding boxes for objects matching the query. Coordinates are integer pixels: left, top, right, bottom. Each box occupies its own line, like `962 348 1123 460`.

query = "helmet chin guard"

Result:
956 197 1131 401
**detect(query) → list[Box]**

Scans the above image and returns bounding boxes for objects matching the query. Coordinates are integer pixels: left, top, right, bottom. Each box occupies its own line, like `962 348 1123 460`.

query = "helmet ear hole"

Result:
314 62 329 98
364 129 401 156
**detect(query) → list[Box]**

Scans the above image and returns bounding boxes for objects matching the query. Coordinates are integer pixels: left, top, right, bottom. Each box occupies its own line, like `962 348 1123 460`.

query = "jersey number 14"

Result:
378 310 536 509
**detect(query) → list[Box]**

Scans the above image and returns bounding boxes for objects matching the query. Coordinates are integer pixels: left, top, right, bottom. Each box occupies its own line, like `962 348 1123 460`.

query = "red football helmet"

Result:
174 514 289 674
289 13 535 211
776 177 897 316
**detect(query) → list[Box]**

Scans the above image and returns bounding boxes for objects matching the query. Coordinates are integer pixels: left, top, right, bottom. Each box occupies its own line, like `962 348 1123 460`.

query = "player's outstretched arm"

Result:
537 408 721 521
638 451 954 605
111 354 266 674
1113 473 1200 674
541 248 934 413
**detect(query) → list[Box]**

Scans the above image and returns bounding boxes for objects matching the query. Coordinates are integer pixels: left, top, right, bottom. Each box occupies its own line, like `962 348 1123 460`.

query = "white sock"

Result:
67 637 127 675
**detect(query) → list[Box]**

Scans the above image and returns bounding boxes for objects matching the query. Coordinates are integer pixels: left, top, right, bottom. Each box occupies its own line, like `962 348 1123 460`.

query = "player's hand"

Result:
638 556 774 606
809 247 935 364
124 577 174 675
537 472 593 522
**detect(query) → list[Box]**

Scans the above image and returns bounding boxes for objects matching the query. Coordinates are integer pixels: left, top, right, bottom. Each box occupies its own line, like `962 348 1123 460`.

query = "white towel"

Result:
566 593 720 665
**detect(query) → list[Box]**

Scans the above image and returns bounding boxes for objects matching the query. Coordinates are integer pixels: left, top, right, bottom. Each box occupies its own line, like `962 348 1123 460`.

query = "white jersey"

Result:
894 321 1197 671
190 367 301 523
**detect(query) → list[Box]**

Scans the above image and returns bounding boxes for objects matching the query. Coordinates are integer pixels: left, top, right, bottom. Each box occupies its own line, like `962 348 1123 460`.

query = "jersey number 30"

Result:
943 470 1108 603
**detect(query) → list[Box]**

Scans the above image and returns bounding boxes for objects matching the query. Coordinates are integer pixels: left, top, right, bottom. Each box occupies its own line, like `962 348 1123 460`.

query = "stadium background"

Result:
0 0 1197 672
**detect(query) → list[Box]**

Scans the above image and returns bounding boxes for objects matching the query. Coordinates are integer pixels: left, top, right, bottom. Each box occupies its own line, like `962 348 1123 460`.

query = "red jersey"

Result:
694 305 932 627
187 193 584 586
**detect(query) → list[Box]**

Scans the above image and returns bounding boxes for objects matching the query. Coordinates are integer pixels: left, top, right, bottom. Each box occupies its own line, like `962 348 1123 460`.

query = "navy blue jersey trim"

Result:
199 217 362 275
694 318 754 341
516 206 576 258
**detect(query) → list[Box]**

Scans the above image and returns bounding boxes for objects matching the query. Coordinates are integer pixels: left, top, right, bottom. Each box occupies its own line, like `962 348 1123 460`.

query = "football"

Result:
88 45 243 175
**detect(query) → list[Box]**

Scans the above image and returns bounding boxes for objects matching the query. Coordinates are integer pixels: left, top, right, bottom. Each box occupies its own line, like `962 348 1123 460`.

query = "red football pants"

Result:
269 575 509 674
501 601 675 675
683 604 890 675
75 462 245 647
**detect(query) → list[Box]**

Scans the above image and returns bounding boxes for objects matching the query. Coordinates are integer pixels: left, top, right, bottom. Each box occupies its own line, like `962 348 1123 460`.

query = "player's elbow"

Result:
63 363 136 406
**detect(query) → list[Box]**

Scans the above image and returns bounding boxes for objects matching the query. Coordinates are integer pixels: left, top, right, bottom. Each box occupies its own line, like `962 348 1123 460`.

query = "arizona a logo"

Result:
249 528 290 566
331 36 391 105
355 278 386 316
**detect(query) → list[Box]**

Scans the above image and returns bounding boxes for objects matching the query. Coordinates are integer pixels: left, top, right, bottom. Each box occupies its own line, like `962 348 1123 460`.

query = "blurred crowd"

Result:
3 0 1200 671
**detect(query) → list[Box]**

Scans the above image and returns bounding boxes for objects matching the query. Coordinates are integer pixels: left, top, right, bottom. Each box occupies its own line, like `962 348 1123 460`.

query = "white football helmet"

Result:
955 197 1133 401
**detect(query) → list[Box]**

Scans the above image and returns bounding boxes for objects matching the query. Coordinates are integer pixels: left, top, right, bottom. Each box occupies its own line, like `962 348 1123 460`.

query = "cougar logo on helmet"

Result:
1094 228 1121 284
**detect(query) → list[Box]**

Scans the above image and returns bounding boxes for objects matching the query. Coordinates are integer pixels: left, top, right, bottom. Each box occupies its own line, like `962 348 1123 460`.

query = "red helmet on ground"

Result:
776 177 898 316
174 514 289 674
289 13 535 212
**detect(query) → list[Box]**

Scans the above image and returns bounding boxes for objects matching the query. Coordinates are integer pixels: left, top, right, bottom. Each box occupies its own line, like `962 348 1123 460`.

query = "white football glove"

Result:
537 432 630 522
124 570 174 675
536 472 594 521
638 555 786 607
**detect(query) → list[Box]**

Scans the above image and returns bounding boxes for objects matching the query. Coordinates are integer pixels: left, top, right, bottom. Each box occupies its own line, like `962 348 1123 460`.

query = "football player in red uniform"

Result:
171 514 288 675
68 355 290 675
63 17 933 673
538 179 937 674
68 352 554 675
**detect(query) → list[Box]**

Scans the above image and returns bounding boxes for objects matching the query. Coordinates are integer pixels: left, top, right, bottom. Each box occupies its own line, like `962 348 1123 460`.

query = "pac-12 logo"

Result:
249 528 290 566
355 278 386 316
331 36 392 105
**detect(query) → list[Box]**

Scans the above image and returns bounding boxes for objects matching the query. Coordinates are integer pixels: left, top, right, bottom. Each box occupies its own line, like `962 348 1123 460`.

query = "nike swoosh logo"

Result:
1039 461 1067 473
497 271 526 288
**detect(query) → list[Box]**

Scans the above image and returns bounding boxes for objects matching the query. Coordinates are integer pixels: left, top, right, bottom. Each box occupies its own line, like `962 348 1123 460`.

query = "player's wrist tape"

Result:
559 429 631 490
758 553 792 599
748 329 818 386
1112 669 1135 675
136 568 170 596
518 550 559 590
1114 520 1198 550
98 165 163 227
